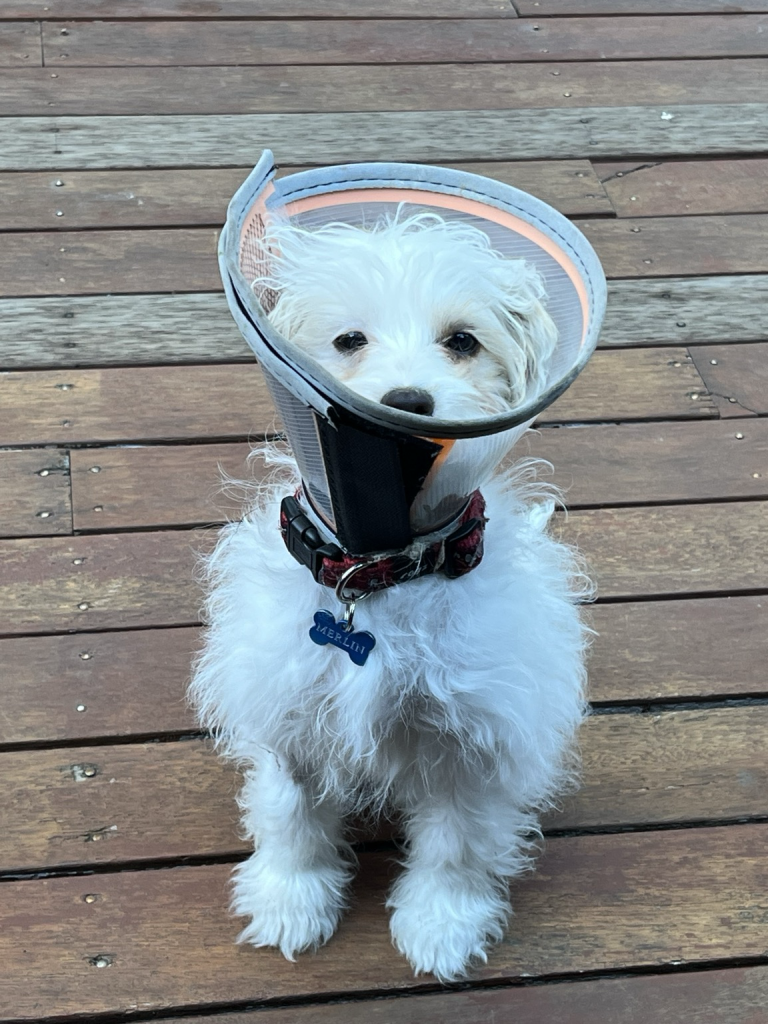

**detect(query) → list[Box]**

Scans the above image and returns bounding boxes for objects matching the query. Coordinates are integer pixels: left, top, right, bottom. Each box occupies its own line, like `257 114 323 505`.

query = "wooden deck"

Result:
1 2 768 1020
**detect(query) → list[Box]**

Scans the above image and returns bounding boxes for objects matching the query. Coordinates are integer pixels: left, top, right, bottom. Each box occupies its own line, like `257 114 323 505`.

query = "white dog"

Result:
191 212 590 980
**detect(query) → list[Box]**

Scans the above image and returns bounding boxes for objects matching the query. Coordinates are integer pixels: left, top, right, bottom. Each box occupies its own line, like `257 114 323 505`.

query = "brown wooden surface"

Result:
12 218 762 296
595 158 768 217
5 59 767 116
0 23 41 69
2 502 766 638
561 501 768 598
67 421 768 532
579 214 768 277
42 16 768 67
0 628 199 746
0 449 71 538
3 0 520 16
517 0 768 11
0 351 715 448
2 826 768 1019
589 596 768 703
4 595 764 750
4 707 766 874
122 966 768 1024
0 162 611 231
690 344 768 417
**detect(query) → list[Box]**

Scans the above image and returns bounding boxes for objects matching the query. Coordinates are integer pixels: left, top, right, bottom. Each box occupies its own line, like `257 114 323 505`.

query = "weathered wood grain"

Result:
41 16 768 67
0 449 71 538
0 161 610 231
1 827 767 1017
3 596 763 747
0 22 41 68
5 59 767 116
3 502 766 636
594 159 768 217
518 0 768 11
0 277 763 369
0 350 716 449
579 215 768 278
690 344 768 417
602 275 768 346
560 502 768 599
2 106 766 171
130 966 768 1024
3 708 766 872
0 293 245 368
0 229 220 297
0 628 200 746
69 420 768 532
2 0 519 17
0 531 205 636
589 596 768 704
12 215 763 296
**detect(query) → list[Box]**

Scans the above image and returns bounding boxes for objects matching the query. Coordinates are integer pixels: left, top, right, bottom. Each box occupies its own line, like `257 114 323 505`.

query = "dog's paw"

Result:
231 853 351 960
387 870 509 981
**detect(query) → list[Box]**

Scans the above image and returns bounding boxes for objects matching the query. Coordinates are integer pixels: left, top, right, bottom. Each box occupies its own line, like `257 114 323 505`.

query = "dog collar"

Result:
280 490 487 596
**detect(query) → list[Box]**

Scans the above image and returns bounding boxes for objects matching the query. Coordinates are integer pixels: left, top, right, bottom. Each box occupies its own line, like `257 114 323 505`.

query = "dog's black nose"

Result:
380 388 435 416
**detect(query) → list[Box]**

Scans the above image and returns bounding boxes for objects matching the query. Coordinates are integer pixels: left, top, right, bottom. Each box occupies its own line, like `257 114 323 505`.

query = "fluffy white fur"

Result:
190 213 590 981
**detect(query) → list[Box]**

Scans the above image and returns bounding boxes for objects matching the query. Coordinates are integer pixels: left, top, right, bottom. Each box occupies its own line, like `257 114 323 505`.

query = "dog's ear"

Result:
496 263 558 405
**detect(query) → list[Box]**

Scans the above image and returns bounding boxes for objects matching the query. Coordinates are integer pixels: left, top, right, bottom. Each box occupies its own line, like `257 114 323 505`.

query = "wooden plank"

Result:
10 219 767 297
41 16 768 67
518 0 768 11
120 966 768 1024
5 59 767 117
0 531 204 636
0 629 199 746
3 502 766 637
0 229 220 298
0 278 764 369
0 22 41 69
0 293 246 369
589 596 768 704
0 161 611 231
0 449 71 538
594 159 768 217
2 106 765 171
602 275 768 346
3 707 766 873
560 502 768 599
71 443 253 530
69 420 768 531
12 215 763 296
4 596 763 747
579 215 768 278
1 0 519 16
689 344 768 417
1 827 767 1017
0 350 716 449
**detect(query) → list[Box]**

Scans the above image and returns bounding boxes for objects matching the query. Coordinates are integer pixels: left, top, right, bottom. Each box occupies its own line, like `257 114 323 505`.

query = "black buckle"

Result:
281 495 343 580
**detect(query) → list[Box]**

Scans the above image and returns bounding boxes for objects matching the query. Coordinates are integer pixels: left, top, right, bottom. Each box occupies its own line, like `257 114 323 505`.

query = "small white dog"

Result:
191 212 590 980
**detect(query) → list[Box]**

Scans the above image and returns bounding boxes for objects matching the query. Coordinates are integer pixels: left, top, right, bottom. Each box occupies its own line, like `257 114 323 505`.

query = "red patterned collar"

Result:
280 490 487 596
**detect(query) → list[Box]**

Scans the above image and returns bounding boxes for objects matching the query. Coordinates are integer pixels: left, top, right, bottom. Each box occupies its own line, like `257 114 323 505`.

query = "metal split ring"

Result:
334 560 376 631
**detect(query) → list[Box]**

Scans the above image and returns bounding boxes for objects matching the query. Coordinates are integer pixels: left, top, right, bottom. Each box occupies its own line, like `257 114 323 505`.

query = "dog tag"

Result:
309 609 376 666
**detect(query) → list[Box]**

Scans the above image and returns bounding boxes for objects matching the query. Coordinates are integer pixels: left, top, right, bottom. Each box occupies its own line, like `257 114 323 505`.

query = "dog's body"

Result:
191 213 590 980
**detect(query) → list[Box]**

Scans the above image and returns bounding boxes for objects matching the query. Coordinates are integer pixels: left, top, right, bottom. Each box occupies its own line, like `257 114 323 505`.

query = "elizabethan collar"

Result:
219 150 606 559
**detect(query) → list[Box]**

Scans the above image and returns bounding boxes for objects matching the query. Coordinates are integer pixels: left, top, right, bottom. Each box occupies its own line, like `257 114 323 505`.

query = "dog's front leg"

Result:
232 753 353 959
388 766 530 981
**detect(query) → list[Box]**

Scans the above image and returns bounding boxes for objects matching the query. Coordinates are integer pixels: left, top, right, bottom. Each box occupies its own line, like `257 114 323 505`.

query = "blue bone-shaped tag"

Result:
309 609 376 666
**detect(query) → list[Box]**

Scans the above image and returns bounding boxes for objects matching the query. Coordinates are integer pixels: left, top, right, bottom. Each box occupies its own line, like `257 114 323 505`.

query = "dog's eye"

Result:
443 331 480 357
333 331 368 353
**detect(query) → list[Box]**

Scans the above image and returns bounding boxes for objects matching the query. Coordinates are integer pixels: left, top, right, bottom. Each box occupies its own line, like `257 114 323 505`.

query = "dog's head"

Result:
258 212 558 420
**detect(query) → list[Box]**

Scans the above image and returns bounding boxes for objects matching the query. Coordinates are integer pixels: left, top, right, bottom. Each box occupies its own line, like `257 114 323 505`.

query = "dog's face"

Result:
260 213 558 420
